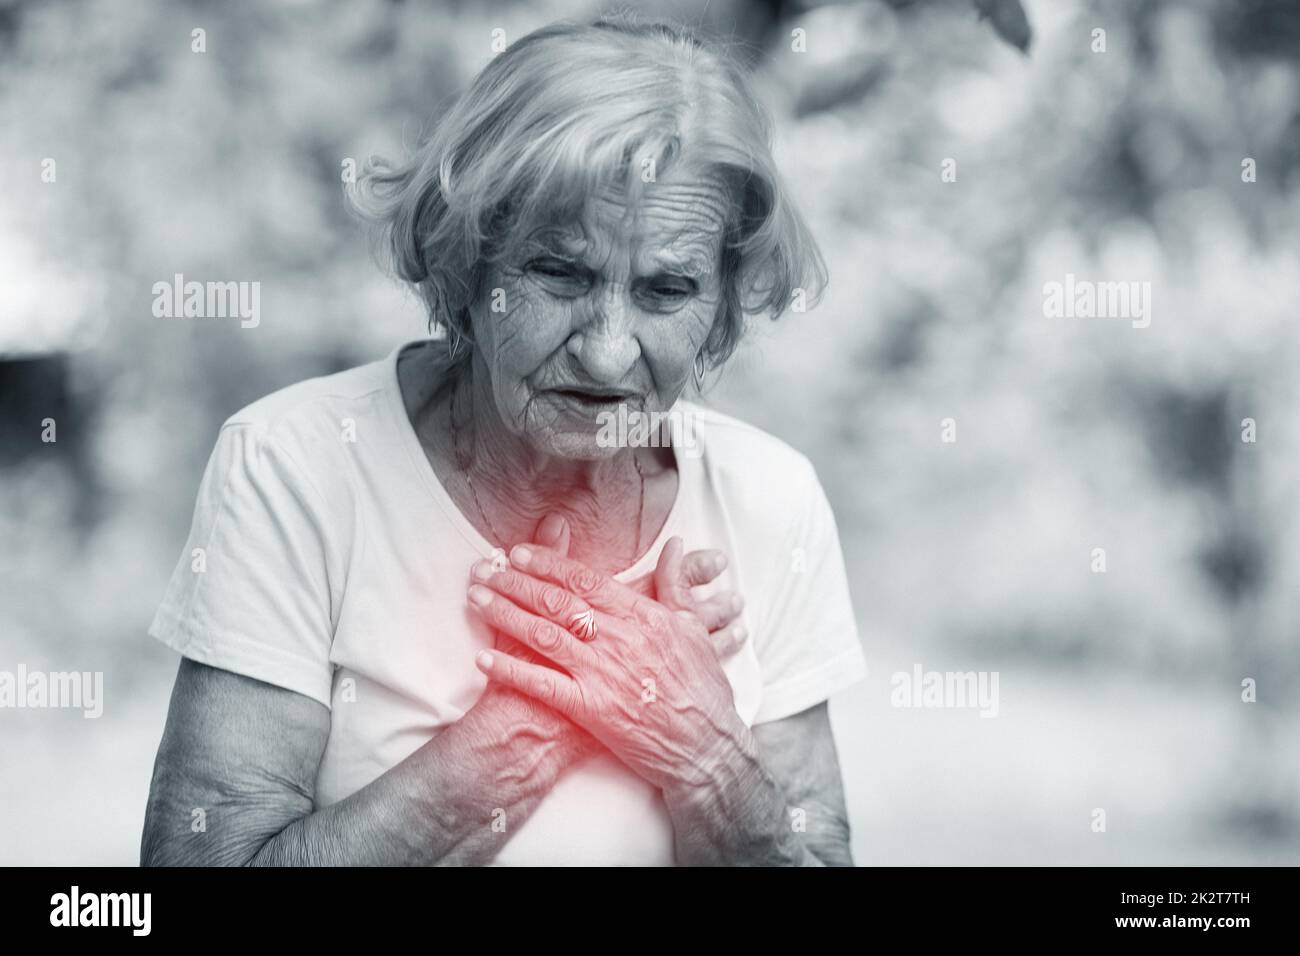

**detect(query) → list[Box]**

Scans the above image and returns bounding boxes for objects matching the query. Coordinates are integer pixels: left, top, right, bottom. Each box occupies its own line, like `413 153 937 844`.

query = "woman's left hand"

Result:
466 536 753 800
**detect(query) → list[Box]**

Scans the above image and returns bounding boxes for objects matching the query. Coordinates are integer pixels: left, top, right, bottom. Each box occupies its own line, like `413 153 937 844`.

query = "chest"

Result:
311 480 766 860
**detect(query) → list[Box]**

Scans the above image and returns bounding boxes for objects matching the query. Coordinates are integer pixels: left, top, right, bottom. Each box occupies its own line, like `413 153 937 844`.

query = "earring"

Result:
693 351 707 389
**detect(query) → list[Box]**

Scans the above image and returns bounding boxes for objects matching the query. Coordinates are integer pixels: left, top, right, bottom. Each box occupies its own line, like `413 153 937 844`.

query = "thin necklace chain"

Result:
449 379 645 561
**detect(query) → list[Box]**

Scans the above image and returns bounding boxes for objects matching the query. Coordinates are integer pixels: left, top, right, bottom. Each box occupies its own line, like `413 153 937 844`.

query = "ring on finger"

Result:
568 608 598 642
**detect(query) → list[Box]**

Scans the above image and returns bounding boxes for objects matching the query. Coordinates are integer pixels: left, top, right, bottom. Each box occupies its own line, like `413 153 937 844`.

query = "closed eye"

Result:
637 274 697 307
528 257 579 279
524 256 593 298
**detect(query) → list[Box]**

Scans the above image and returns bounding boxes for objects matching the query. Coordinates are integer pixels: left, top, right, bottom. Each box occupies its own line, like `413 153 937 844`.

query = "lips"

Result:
547 387 637 408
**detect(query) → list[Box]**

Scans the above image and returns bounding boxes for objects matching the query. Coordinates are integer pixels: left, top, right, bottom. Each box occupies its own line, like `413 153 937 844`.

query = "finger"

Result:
709 621 749 659
493 626 565 670
653 536 690 610
475 649 582 717
627 553 726 605
509 543 639 615
535 513 571 557
694 590 744 631
472 560 597 640
681 549 727 588
467 585 589 669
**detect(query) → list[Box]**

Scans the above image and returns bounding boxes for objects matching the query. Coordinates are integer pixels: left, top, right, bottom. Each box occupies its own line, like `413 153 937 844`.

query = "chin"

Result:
538 431 623 461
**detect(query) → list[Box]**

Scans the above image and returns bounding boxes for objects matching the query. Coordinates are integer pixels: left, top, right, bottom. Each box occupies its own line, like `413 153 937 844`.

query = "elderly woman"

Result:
141 16 865 866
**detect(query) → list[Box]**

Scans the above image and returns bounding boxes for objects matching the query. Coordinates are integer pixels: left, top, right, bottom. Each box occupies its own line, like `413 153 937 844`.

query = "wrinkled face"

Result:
467 166 728 459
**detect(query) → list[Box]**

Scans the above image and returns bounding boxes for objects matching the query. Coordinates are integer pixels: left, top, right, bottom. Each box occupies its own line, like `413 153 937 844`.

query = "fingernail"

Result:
732 624 748 643
468 584 493 607
475 650 494 671
712 553 726 572
471 560 495 582
730 594 744 613
511 545 532 567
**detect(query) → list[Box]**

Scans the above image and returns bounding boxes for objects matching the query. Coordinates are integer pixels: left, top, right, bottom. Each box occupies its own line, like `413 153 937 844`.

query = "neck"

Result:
447 355 646 554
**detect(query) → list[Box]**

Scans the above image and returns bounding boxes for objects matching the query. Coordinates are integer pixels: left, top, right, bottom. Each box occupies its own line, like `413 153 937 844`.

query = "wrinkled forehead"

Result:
531 170 732 277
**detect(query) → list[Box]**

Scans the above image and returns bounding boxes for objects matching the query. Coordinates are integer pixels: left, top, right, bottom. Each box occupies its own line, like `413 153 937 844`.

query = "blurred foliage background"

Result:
1 0 1297 864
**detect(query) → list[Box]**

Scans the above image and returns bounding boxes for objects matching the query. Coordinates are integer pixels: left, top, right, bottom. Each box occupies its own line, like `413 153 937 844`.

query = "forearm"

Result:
143 696 586 867
249 721 565 865
663 725 850 867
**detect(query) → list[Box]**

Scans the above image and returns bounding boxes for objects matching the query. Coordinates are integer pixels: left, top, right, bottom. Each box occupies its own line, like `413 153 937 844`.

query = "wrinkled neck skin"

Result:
407 345 671 571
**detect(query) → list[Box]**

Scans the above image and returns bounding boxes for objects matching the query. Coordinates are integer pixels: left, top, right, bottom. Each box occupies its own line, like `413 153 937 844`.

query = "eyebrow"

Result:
650 250 713 278
517 227 585 260
547 234 588 260
526 233 713 278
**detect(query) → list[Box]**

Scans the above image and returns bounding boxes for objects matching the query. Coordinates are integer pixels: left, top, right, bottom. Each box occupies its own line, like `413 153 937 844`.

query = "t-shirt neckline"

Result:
385 339 692 582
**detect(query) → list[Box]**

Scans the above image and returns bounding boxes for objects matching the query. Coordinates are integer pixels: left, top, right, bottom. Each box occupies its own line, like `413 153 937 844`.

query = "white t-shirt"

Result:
149 340 867 865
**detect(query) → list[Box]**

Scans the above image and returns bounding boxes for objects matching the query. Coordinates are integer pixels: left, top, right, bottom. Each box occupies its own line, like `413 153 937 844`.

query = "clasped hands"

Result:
466 514 751 799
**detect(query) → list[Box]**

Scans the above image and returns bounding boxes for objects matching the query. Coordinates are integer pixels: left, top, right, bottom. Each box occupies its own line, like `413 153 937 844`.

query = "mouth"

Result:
545 387 639 411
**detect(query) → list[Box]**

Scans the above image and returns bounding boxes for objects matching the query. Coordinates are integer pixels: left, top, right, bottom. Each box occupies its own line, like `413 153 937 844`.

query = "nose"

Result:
569 287 641 384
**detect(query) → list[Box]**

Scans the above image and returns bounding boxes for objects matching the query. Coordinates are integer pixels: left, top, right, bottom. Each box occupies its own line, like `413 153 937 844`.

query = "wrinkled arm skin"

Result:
141 658 587 866
665 701 856 866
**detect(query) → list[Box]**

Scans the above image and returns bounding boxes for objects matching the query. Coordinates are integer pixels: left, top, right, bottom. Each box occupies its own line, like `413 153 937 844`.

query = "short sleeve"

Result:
148 422 338 708
751 459 867 724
